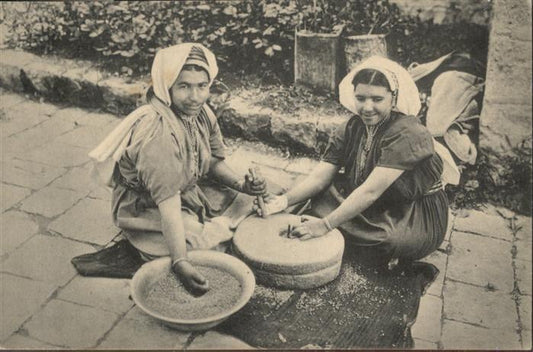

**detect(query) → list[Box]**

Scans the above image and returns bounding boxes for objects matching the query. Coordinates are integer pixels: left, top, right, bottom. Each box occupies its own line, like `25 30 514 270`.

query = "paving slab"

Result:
19 186 85 218
62 110 118 128
515 216 532 242
57 276 133 314
447 231 514 291
516 258 532 296
18 141 89 168
49 164 96 192
24 299 117 348
186 331 254 350
89 185 112 201
97 307 190 349
522 328 532 350
443 280 517 330
54 125 112 149
518 294 532 332
284 157 319 174
0 273 57 341
516 238 533 262
225 145 290 176
48 197 117 245
0 92 25 109
2 117 77 157
1 183 31 212
1 159 66 189
445 209 454 242
0 210 39 256
410 294 442 343
2 333 60 349
9 98 61 117
1 105 51 138
413 338 438 349
1 234 94 286
453 209 512 241
421 249 447 297
441 319 521 350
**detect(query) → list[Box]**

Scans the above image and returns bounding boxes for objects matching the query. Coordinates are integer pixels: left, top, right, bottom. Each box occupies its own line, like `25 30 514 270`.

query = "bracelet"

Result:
323 217 334 232
172 257 189 268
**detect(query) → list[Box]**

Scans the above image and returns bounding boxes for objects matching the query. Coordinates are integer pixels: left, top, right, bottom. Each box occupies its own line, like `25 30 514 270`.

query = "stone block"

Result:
49 165 95 192
519 293 532 332
413 338 438 349
49 198 117 245
54 125 110 149
1 234 93 286
484 63 532 106
19 141 89 168
57 276 133 314
410 294 442 342
453 209 512 241
443 280 517 330
516 259 532 296
2 117 77 157
285 157 319 174
218 97 272 139
0 210 39 256
516 239 532 262
0 273 56 341
187 331 254 350
441 319 521 350
447 231 514 291
2 333 59 349
1 183 31 212
0 49 41 69
0 63 24 93
515 216 532 242
1 159 65 190
98 307 190 349
271 114 318 153
421 249 447 297
20 186 85 217
99 76 145 115
24 299 117 348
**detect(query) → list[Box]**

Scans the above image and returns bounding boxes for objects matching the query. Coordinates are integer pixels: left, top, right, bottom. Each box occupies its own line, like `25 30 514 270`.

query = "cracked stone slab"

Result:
49 197 118 245
2 333 59 349
1 183 31 212
54 125 111 149
1 234 94 286
49 165 96 192
24 299 117 348
1 105 51 138
1 159 66 190
519 293 532 332
515 216 532 242
0 210 39 256
516 239 532 262
57 276 133 314
453 209 512 241
98 307 190 349
18 141 89 168
19 186 85 217
421 249 447 297
443 280 517 330
410 294 442 343
0 273 57 341
516 259 532 296
441 319 521 350
0 92 26 109
447 231 514 291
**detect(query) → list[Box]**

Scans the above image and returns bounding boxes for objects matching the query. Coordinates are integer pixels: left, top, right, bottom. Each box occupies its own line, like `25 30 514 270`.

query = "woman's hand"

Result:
253 193 288 217
241 168 266 195
172 259 210 296
290 215 331 241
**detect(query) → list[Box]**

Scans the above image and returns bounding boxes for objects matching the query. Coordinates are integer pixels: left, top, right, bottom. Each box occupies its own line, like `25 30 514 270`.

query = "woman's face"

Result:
170 68 210 117
354 83 393 126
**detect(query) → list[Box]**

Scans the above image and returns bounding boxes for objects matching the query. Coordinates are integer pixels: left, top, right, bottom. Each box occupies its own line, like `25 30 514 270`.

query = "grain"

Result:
144 265 242 320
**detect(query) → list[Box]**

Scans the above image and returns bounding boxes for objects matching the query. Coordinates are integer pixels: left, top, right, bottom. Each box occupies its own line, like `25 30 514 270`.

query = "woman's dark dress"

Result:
316 112 449 261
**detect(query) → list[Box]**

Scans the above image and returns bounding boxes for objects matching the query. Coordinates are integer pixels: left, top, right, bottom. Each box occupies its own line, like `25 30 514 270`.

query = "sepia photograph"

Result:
0 0 531 350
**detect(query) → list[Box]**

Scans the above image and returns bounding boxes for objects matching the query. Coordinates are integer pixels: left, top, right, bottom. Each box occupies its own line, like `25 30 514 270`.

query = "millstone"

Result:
233 213 344 289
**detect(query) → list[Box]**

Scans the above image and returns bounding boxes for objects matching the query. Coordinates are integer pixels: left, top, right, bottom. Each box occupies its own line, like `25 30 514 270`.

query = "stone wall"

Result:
479 0 532 159
391 0 491 24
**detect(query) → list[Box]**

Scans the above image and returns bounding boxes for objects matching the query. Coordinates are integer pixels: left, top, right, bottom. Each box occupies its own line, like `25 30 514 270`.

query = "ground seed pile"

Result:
144 265 242 320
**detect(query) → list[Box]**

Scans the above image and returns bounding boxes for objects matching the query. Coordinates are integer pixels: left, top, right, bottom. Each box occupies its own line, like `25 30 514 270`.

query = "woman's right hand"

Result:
172 259 210 296
253 194 288 217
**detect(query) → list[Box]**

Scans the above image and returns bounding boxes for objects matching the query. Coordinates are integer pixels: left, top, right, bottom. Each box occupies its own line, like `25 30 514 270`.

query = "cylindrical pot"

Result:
343 33 388 73
294 29 343 93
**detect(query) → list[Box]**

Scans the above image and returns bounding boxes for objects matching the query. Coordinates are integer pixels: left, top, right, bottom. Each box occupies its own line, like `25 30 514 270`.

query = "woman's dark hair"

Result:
181 64 210 79
352 69 391 91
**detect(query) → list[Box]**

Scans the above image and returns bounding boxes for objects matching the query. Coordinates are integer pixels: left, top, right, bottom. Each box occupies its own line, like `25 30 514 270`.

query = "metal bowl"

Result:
131 250 255 331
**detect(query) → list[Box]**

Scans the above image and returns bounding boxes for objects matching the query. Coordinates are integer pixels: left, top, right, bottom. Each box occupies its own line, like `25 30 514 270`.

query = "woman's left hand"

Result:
241 168 266 195
290 215 331 241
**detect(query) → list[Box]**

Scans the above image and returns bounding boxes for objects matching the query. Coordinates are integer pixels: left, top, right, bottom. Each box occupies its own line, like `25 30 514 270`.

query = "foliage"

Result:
2 0 489 83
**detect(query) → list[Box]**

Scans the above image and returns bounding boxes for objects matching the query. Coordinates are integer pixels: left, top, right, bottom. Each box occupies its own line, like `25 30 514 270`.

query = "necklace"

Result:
181 115 200 178
355 117 388 185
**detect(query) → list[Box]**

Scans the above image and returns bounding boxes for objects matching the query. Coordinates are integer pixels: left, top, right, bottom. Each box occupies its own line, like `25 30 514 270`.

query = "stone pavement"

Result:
1 90 531 349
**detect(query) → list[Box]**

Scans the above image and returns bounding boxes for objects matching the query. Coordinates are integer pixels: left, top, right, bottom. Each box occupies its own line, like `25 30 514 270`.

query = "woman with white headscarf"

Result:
89 43 265 294
257 56 448 265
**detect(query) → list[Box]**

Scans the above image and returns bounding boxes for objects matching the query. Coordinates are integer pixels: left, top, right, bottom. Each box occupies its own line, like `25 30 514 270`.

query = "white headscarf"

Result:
151 43 218 106
339 56 421 117
88 43 219 187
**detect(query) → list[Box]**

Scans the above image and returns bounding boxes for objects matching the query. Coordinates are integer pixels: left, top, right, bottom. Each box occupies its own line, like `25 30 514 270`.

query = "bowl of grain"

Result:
131 250 255 331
